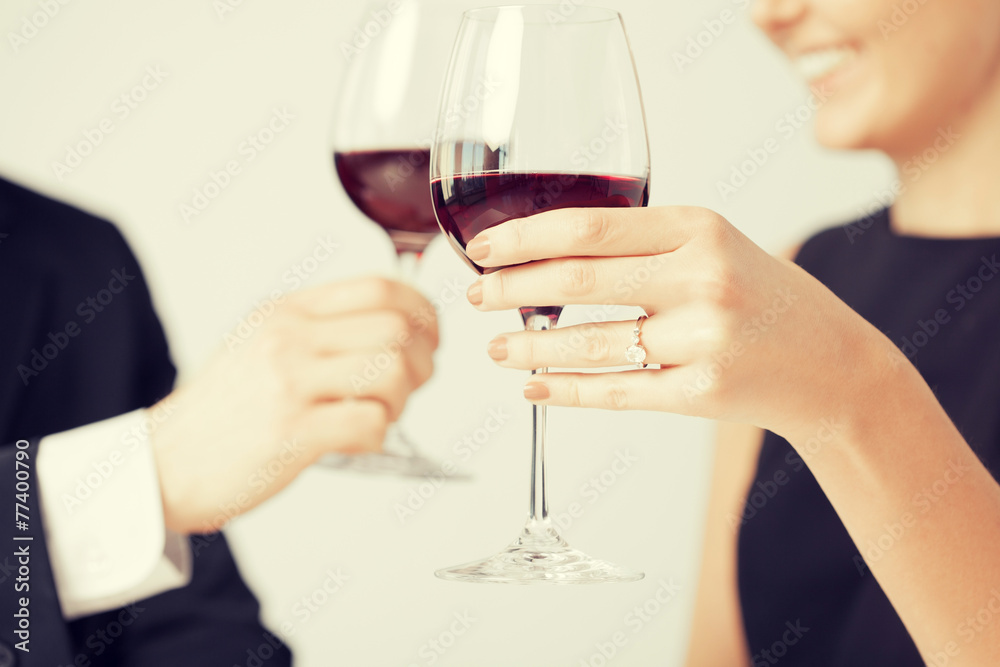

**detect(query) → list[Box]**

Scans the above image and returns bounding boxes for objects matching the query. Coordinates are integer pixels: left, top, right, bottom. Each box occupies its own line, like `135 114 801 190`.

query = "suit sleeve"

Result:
0 177 291 666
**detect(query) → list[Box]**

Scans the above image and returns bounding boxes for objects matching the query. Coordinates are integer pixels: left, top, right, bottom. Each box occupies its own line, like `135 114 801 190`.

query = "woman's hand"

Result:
150 277 438 534
465 206 896 440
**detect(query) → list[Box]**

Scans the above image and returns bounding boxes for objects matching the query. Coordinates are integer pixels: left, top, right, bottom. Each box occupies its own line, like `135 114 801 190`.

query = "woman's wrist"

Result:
781 321 953 481
778 320 913 449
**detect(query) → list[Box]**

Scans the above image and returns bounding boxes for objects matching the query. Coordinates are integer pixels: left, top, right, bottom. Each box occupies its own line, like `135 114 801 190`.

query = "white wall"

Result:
0 1 894 665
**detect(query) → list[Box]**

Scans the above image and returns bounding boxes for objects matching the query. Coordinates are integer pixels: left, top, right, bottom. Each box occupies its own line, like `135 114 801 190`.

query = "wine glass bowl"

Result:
334 148 439 254
431 4 649 583
432 171 649 270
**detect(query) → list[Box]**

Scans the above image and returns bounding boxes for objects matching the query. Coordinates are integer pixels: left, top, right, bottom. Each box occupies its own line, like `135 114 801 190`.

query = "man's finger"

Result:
293 278 439 346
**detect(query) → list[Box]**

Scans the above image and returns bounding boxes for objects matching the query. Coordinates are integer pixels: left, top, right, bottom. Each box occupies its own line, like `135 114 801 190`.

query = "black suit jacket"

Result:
0 177 292 666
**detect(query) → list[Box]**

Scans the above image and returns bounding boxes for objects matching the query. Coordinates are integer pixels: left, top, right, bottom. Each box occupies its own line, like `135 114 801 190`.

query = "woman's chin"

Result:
813 105 883 152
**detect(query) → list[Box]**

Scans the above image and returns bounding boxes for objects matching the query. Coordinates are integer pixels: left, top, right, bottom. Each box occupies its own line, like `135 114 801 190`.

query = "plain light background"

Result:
0 1 895 665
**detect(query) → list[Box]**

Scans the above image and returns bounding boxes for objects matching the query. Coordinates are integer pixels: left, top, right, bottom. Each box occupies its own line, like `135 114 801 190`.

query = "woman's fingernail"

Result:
487 336 508 361
467 281 483 306
466 237 490 262
523 382 549 400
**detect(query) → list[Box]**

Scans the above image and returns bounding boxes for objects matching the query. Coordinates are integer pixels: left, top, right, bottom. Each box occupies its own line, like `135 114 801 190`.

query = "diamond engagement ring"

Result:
625 315 648 368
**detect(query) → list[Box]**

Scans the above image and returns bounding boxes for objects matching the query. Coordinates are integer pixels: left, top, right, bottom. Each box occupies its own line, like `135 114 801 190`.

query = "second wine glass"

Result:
431 5 650 583
324 0 461 477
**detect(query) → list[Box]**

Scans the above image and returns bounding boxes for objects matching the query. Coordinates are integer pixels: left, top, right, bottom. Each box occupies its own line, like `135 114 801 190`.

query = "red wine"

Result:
334 149 440 254
432 171 648 321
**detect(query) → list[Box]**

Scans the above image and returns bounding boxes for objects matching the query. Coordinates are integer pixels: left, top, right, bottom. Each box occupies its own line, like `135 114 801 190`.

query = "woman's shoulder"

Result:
792 208 889 264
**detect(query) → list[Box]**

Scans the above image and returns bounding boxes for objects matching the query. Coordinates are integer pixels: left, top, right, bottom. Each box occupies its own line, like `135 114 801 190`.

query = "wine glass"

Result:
430 5 649 583
323 0 464 477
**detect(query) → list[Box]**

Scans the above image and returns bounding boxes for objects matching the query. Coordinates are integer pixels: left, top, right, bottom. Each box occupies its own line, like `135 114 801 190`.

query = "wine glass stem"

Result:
386 249 423 452
523 312 556 522
396 249 421 284
529 383 549 522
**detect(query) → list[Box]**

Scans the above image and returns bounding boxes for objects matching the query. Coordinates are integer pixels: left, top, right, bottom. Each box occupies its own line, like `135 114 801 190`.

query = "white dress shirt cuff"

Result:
36 408 191 620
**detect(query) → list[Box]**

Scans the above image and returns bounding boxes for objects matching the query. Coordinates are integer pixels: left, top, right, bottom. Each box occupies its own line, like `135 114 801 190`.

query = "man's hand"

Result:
149 277 438 534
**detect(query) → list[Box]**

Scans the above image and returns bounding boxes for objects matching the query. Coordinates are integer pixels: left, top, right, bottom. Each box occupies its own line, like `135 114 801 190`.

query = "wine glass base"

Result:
319 450 448 478
435 519 644 584
317 426 469 479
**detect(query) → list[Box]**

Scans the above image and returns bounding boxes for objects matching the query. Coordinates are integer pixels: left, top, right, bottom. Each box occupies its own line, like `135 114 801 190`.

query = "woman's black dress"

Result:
737 208 1000 665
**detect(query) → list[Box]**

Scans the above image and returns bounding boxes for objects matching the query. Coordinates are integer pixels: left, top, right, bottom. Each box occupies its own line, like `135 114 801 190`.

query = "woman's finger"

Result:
521 367 702 414
488 308 715 369
466 205 716 268
470 254 680 311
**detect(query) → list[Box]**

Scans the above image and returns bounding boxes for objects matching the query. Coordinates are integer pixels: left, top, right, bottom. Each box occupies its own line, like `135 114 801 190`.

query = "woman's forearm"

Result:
789 341 1000 665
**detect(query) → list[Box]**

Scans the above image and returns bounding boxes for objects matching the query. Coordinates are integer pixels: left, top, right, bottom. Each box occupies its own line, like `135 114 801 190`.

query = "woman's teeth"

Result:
793 48 855 82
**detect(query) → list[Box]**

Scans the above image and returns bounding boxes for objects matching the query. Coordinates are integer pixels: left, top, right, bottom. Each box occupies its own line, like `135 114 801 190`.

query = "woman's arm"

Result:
795 344 1000 665
685 421 762 667
466 206 1000 665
